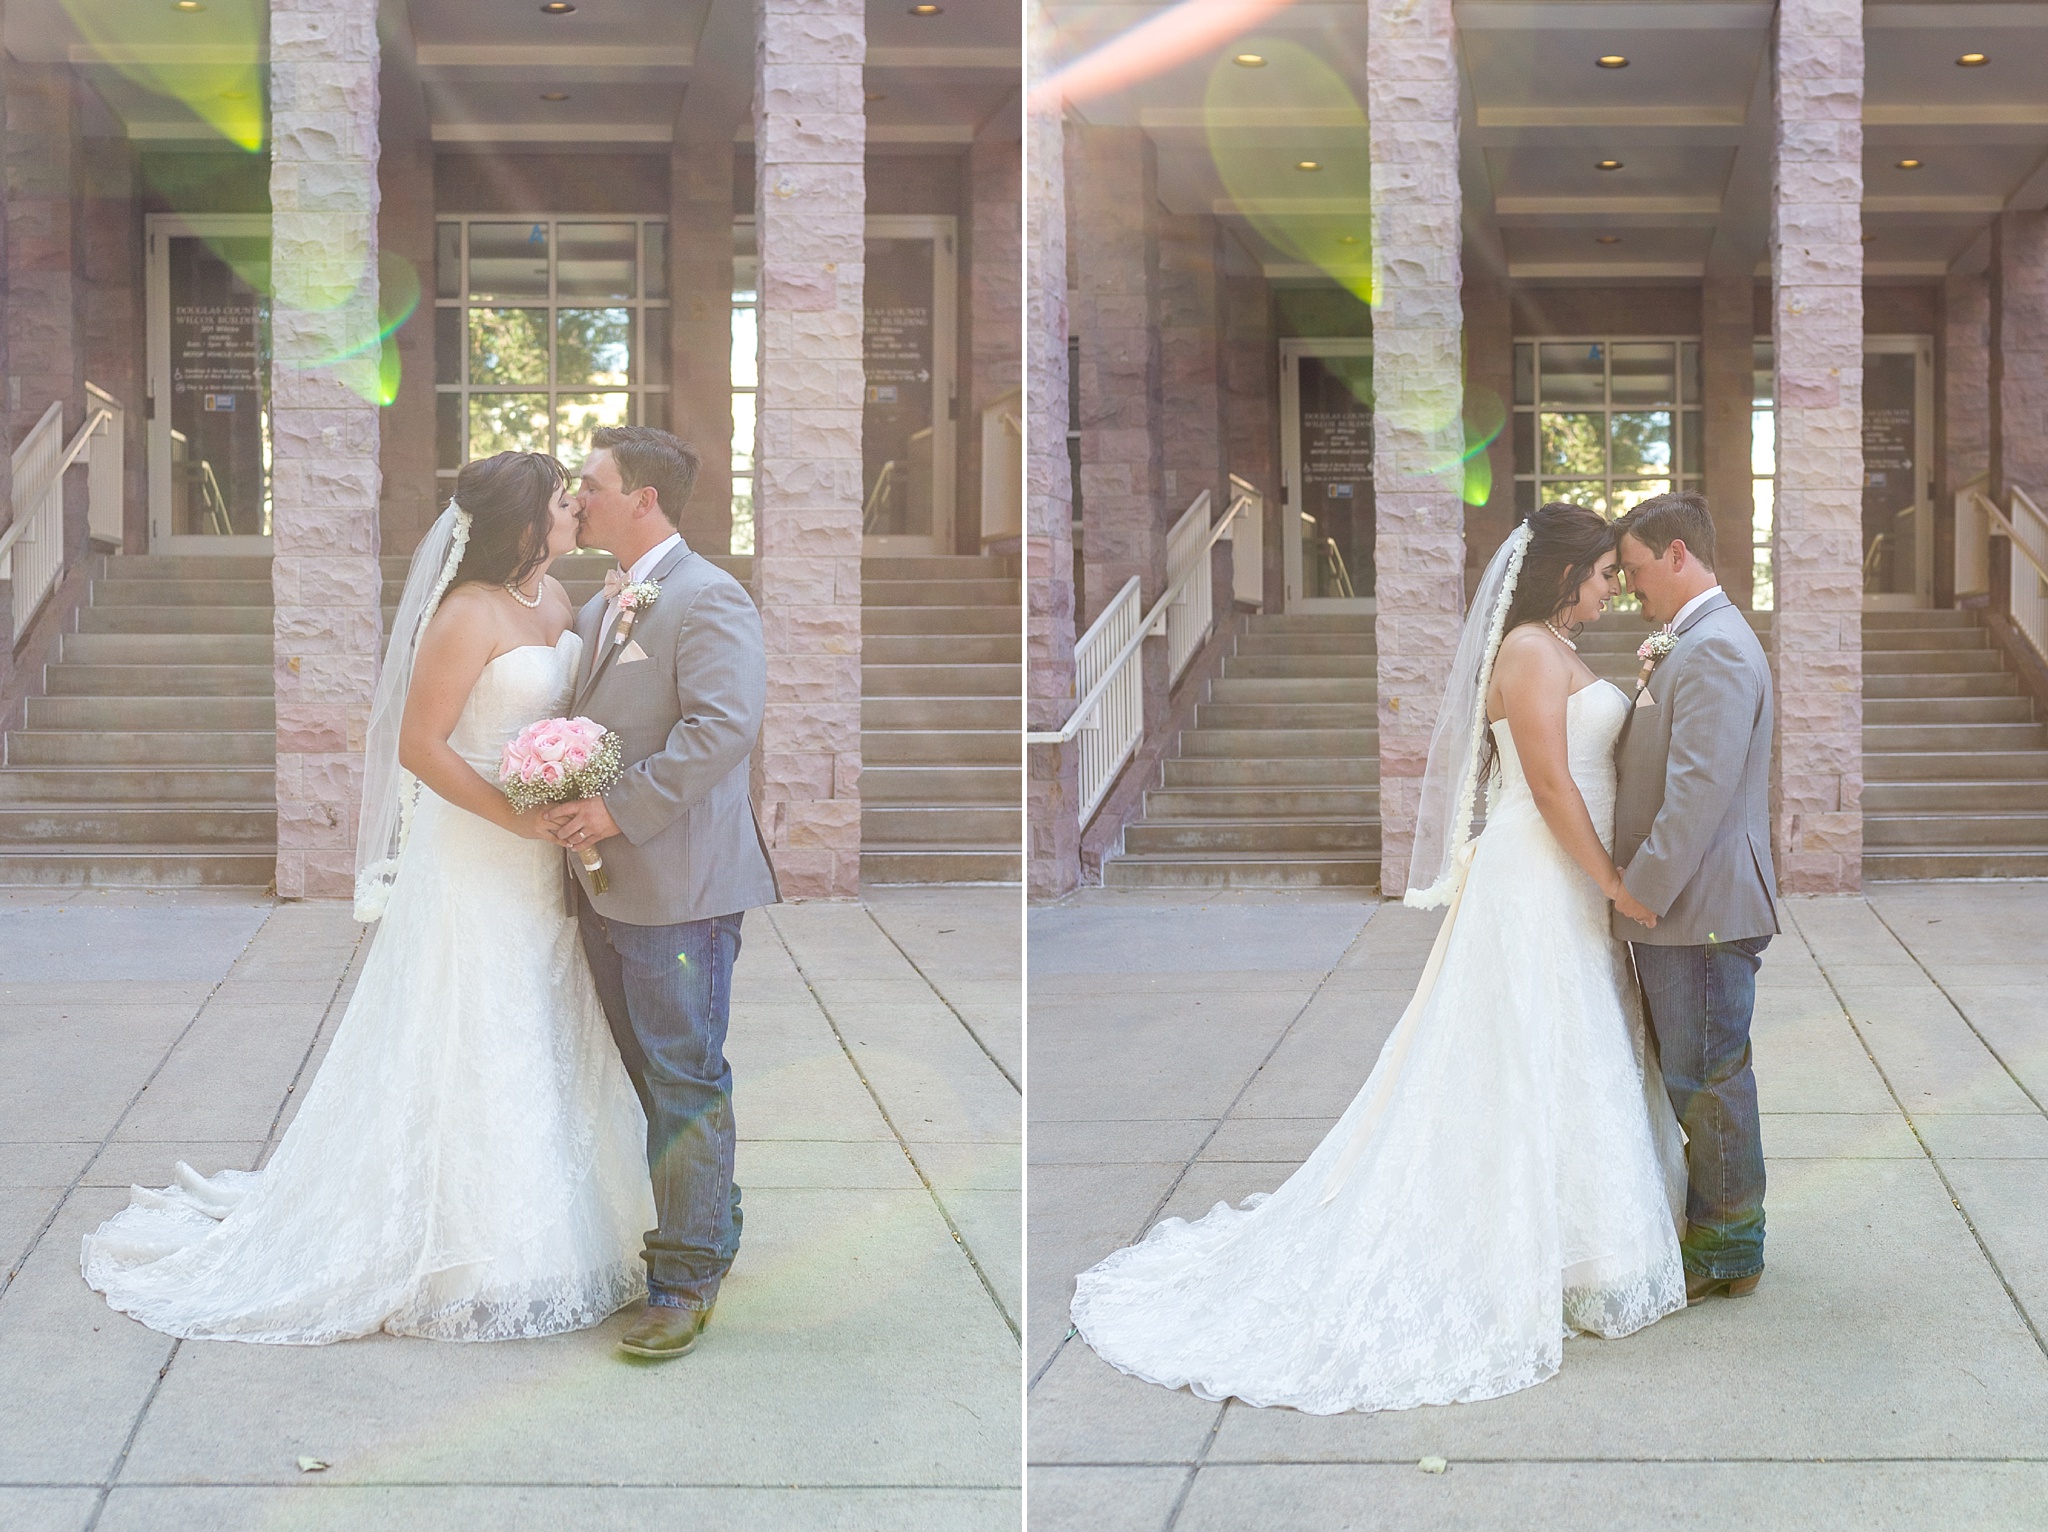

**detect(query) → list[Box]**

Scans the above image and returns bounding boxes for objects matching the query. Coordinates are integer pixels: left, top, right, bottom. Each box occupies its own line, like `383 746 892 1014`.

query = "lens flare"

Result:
63 0 266 150
1032 0 1300 110
1460 386 1506 507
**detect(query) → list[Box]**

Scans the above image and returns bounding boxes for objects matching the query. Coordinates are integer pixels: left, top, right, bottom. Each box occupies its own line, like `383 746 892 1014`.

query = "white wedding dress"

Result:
82 633 656 1344
1072 679 1689 1413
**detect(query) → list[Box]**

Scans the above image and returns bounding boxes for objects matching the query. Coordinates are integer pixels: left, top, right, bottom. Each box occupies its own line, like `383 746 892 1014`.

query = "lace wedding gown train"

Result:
1072 680 1689 1413
82 633 655 1344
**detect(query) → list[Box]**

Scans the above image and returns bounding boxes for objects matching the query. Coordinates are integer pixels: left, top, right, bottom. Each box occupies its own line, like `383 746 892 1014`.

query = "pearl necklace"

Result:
1545 619 1578 651
504 579 542 609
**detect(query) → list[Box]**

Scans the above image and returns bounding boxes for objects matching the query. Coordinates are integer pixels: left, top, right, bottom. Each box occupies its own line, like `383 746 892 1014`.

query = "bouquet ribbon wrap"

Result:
498 716 626 893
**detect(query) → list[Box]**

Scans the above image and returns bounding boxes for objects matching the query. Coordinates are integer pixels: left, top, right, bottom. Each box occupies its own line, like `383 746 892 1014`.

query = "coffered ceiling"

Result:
6 0 1018 156
1046 0 2048 286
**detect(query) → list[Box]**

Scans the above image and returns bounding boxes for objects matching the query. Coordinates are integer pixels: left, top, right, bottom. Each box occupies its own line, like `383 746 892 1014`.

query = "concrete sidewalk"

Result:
0 886 1020 1531
1028 883 2048 1531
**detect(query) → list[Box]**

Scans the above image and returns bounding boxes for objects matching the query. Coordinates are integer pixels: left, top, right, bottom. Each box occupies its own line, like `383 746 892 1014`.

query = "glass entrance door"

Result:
1280 340 1375 609
147 215 273 551
861 216 956 555
1862 335 1934 609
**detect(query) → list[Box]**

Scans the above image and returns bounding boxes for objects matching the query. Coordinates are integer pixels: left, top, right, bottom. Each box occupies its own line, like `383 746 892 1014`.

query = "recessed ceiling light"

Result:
540 91 569 101
539 1 575 12
1233 53 1267 68
909 3 942 13
173 1 203 10
1595 234 1621 244
1958 53 1988 67
1596 159 1624 171
1896 158 1923 170
1296 160 1322 172
1596 55 1628 69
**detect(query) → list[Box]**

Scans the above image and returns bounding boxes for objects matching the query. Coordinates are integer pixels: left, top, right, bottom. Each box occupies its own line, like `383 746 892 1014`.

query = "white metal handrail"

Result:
1026 484 1258 826
1991 484 2048 665
0 392 120 642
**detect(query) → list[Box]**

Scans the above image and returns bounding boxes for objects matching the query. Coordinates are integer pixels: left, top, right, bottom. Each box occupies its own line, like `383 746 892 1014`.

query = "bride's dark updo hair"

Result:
1480 500 1618 779
448 450 567 594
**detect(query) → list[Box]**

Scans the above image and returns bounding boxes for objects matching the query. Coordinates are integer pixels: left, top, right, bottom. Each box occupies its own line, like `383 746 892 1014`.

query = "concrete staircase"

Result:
0 553 277 888
0 548 1020 890
859 554 1021 884
1104 612 1380 888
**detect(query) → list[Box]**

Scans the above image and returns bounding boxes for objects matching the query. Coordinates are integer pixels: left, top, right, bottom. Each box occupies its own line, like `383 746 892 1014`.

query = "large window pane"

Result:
557 308 630 386
643 224 669 298
470 308 548 385
732 392 756 474
731 475 755 556
468 222 549 300
1611 479 1672 513
469 393 549 456
638 310 670 386
1513 342 1534 405
1610 342 1674 406
1680 409 1703 476
557 222 636 299
435 222 462 299
1679 341 1701 405
1610 411 1672 476
555 392 631 458
1539 342 1604 404
731 305 758 388
1540 412 1606 476
1544 481 1608 513
434 308 462 385
1751 406 1776 476
436 392 463 470
1512 411 1534 476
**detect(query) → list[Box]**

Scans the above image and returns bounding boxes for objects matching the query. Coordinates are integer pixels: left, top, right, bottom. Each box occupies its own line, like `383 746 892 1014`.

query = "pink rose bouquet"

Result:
498 715 625 890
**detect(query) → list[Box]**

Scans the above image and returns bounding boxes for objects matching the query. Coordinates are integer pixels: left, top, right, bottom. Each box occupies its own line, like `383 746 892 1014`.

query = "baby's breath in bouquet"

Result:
499 715 625 891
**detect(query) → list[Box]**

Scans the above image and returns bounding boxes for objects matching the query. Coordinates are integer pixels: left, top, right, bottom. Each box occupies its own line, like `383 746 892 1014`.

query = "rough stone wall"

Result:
671 136 736 555
378 134 437 555
0 62 10 661
1945 271 1991 492
1770 0 1864 895
1702 272 1756 608
1157 213 1224 518
79 116 142 551
1025 3 1079 899
750 0 866 899
269 0 384 901
967 132 1022 552
6 61 85 462
1367 0 1465 898
1220 250 1278 609
1992 212 2048 499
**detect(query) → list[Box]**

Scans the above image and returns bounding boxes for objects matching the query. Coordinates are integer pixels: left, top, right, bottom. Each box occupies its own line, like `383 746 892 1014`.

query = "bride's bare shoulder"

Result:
1494 622 1566 669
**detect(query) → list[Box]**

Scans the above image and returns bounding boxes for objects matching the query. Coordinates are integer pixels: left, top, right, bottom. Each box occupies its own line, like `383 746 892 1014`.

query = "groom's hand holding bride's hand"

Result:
541 795 622 852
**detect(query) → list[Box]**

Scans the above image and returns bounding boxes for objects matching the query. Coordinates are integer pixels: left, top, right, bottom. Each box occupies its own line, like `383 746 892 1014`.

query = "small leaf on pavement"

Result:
297 1457 328 1473
1418 1456 1448 1474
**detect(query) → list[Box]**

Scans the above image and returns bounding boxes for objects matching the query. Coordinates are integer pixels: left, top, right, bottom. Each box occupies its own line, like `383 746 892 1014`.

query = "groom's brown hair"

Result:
1616 490 1717 571
590 425 702 529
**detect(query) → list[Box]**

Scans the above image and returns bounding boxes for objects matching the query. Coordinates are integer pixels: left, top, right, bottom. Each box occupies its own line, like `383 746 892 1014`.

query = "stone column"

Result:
966 131 1021 551
1770 0 1863 894
671 135 736 555
1702 271 1756 609
1942 269 1990 605
751 0 865 899
270 0 384 900
81 111 142 550
1367 0 1465 898
1220 245 1278 609
1991 213 2048 497
6 61 85 459
1026 1 1080 898
1157 213 1224 517
378 133 437 555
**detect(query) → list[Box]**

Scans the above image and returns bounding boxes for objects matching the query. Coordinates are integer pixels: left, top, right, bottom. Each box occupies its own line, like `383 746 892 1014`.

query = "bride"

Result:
81 451 654 1344
1071 501 1691 1414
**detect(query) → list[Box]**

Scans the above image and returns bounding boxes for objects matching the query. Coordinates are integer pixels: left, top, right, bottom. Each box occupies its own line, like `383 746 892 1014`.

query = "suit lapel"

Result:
572 537 695 714
1672 590 1732 640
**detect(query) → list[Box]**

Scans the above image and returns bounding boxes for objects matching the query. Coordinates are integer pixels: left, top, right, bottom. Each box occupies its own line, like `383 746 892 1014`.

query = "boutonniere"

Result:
1635 630 1678 691
612 580 661 645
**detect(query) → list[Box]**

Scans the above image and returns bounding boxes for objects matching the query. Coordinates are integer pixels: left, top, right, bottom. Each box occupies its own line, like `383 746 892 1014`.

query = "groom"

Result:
544 424 779 1360
1611 490 1777 1305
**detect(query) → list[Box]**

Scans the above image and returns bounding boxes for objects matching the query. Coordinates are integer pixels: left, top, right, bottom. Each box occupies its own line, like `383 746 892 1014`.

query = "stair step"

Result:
1858 630 1991 651
1864 722 2048 752
1180 728 1376 758
1144 787 1379 818
1247 613 1376 635
1235 632 1376 657
4 731 276 766
97 555 273 580
60 633 272 665
1863 780 2048 813
864 606 1021 636
860 765 1019 803
26 696 275 731
0 768 276 803
1864 812 2048 848
1863 697 2036 726
1864 672 2019 700
1861 650 2006 674
1864 750 2048 781
92 578 274 607
0 806 276 845
1209 677 1372 703
1196 702 1376 730
1222 655 1376 680
865 634 1019 666
1104 853 1380 889
76 606 275 635
47 665 274 697
861 805 1020 844
864 730 1015 765
1866 849 2048 879
1123 819 1381 855
1162 756 1378 787
862 664 1018 698
862 697 1019 731
0 847 277 888
860 848 1020 883
863 579 1016 607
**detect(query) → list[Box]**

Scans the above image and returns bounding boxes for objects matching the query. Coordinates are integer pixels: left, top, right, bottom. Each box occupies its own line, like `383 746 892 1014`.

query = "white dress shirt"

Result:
1667 583 1724 635
600 532 681 649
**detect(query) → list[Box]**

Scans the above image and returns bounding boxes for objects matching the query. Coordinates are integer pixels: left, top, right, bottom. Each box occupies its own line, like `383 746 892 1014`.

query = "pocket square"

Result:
617 639 651 665
1633 686 1656 709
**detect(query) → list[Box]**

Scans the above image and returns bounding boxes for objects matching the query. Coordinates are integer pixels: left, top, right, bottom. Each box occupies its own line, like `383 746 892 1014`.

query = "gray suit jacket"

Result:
1611 592 1778 947
566 537 779 926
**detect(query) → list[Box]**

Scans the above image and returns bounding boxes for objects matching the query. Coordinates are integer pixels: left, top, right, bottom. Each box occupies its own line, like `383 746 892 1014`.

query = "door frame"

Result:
1279 337 1376 612
147 213 275 554
1863 333 1935 611
862 213 957 558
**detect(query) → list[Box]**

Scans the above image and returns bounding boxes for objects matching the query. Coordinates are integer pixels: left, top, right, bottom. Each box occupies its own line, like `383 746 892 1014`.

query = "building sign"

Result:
171 300 261 399
1862 350 1919 594
862 238 937 538
1295 354 1376 598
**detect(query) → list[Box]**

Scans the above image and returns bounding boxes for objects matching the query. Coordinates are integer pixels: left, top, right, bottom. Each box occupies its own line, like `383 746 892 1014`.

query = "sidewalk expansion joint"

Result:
766 906 1020 1344
83 1338 180 1532
864 903 1019 1093
1162 1401 1229 1532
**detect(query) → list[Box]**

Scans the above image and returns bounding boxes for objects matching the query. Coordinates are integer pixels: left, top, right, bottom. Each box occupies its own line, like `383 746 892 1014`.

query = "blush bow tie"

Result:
601 569 628 602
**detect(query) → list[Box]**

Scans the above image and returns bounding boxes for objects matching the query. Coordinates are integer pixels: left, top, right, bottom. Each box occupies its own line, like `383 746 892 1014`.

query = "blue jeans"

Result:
1632 936 1770 1281
576 896 745 1310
